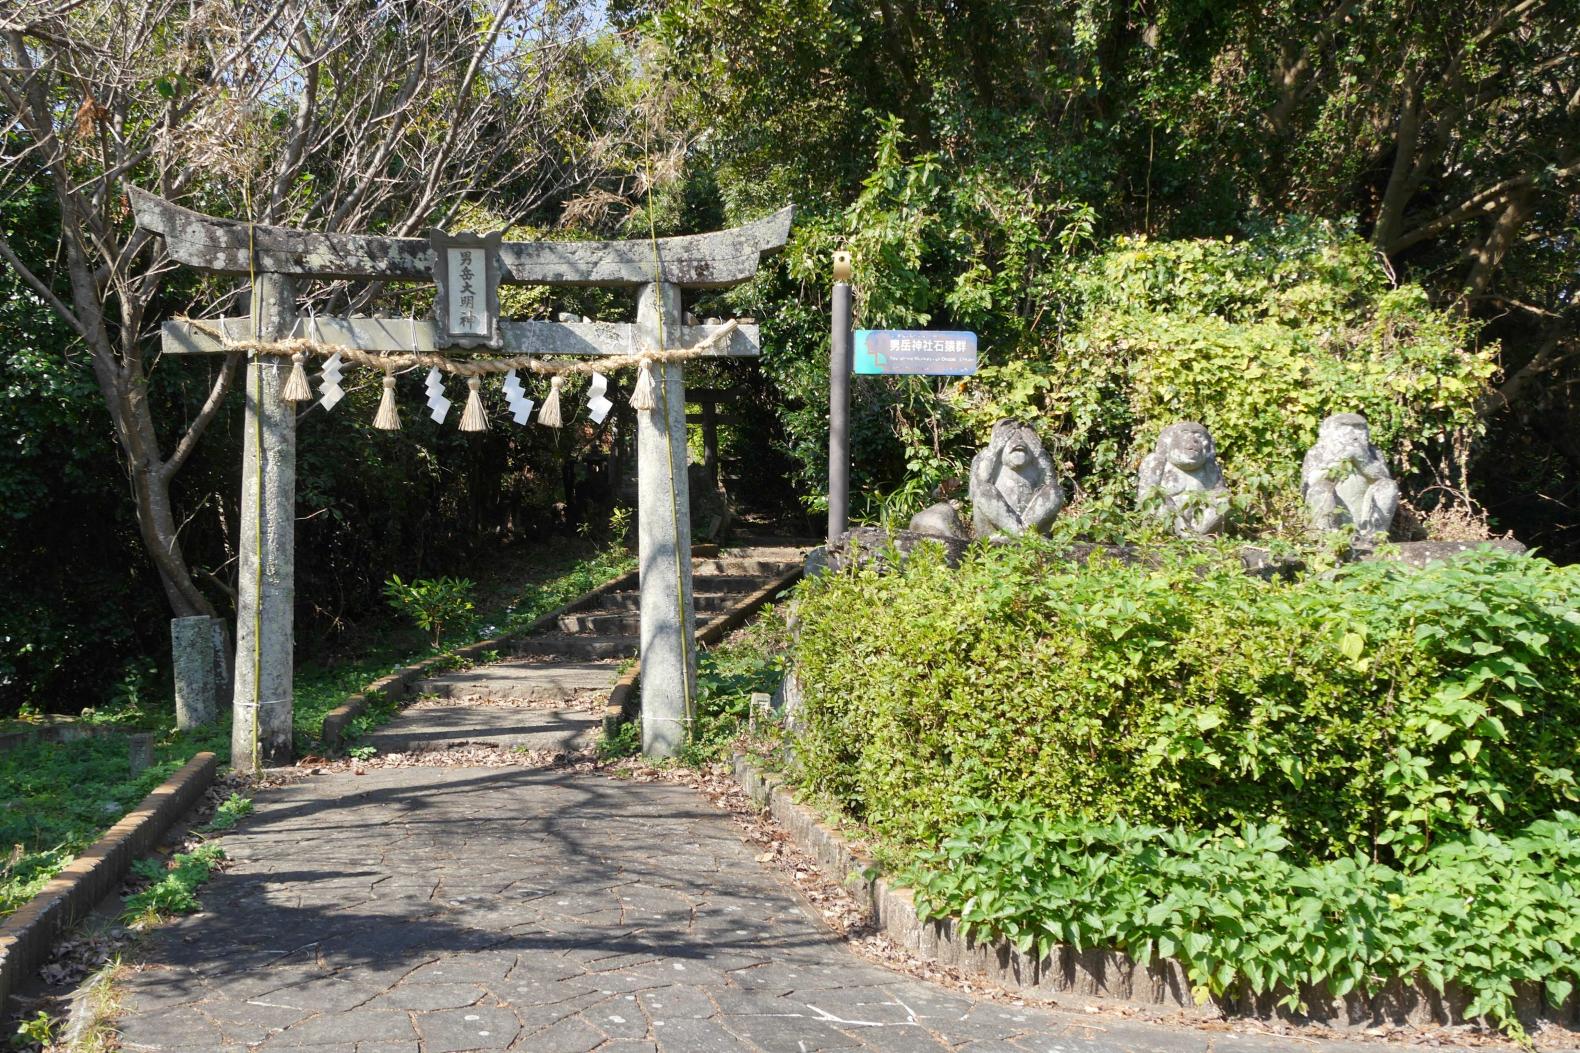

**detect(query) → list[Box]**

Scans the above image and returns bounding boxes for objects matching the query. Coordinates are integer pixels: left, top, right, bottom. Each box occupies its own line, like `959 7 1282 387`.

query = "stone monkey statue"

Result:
969 420 1066 539
1300 413 1399 545
1137 421 1230 536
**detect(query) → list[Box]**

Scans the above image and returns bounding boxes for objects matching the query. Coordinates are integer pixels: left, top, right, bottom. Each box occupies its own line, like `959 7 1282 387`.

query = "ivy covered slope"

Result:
787 540 1580 1029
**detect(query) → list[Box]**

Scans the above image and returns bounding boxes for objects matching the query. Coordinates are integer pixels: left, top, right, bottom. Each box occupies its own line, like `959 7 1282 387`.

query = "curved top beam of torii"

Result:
129 188 794 289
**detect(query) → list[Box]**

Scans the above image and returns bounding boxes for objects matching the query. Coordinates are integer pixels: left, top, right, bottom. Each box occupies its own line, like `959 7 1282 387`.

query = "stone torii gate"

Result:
130 190 792 770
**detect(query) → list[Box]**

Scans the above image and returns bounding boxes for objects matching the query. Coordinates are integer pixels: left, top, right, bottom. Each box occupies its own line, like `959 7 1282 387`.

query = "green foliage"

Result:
0 187 161 715
1034 226 1495 514
348 745 377 761
903 806 1580 1034
650 0 1578 550
597 719 641 761
122 843 225 925
785 133 1493 527
383 575 476 650
0 733 191 917
201 793 253 833
790 538 1580 861
678 622 785 764
10 1010 54 1049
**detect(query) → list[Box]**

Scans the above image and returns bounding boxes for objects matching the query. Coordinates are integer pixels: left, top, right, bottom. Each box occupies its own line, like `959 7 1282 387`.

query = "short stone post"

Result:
636 280 697 758
127 732 155 774
231 273 298 771
171 616 218 730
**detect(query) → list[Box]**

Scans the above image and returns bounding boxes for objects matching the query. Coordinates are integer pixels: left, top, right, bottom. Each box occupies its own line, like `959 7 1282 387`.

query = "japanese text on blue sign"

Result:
854 330 977 376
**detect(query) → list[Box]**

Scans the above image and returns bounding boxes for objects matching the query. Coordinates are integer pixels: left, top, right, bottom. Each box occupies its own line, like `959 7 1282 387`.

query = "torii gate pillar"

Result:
231 273 298 770
129 188 793 768
636 281 697 757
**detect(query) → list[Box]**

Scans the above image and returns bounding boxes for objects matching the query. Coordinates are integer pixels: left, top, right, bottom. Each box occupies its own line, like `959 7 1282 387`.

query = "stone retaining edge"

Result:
729 754 1578 1033
602 563 805 732
318 567 643 749
0 752 218 1013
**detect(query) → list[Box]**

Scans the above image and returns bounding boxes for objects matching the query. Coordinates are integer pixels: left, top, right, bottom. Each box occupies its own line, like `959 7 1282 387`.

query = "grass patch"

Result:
0 726 223 917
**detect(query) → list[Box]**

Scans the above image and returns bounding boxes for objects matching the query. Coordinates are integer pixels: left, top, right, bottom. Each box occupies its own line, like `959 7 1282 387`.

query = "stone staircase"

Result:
358 543 807 754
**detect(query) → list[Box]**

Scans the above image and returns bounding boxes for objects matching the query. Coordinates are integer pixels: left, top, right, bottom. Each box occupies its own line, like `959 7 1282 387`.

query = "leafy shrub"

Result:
902 804 1580 1034
11 1009 55 1048
597 719 641 761
200 793 253 833
122 843 226 925
790 536 1580 861
383 575 475 649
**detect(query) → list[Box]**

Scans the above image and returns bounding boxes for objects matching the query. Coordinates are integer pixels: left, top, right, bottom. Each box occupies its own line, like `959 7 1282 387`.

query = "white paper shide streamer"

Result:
424 367 452 424
502 369 535 425
318 352 345 411
586 372 613 424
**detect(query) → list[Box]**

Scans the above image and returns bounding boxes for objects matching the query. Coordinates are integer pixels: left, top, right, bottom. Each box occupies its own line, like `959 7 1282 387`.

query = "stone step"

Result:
417 660 620 701
557 611 641 636
676 573 778 593
513 634 640 661
690 558 800 577
596 591 742 613
361 703 600 754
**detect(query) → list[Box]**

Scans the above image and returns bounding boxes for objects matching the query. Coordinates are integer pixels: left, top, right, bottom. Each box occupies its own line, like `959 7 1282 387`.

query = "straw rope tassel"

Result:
281 351 315 402
459 376 489 432
629 358 657 412
538 375 564 428
373 372 401 430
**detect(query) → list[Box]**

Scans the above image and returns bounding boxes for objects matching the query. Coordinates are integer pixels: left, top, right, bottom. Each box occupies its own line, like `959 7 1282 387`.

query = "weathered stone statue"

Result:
1301 413 1399 544
970 420 1066 538
1137 422 1230 536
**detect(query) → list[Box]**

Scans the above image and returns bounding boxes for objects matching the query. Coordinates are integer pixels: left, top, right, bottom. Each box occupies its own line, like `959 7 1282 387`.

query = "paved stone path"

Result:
111 764 1401 1053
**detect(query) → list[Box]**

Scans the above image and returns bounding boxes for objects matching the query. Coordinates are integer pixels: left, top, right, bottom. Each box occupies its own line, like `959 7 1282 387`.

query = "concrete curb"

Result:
602 563 804 732
729 755 1578 1033
318 568 641 749
0 752 217 1013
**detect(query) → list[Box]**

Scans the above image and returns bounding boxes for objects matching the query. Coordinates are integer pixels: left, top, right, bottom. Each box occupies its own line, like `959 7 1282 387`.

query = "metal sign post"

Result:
828 252 853 547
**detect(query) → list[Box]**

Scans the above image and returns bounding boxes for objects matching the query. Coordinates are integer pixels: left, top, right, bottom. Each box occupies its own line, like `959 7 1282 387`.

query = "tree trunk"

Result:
1464 190 1531 300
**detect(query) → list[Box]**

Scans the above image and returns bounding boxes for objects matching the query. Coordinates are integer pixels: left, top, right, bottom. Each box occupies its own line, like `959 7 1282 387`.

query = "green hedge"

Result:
790 538 1580 862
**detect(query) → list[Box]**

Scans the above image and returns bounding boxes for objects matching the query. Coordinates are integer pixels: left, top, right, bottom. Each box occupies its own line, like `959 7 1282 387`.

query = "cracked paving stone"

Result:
367 980 486 1010
105 765 1412 1053
265 1008 417 1047
515 1013 606 1052
413 1005 522 1051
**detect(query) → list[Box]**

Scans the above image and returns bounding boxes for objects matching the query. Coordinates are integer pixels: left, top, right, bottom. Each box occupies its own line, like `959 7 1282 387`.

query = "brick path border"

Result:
0 752 217 1012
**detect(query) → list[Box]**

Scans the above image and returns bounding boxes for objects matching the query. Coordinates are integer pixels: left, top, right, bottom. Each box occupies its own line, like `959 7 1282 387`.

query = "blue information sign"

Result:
854 329 977 376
